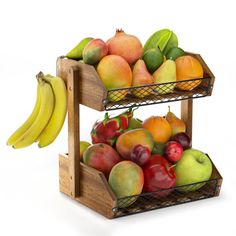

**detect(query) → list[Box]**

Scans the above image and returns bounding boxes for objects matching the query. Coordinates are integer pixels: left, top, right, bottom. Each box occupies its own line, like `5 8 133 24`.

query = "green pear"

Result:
66 37 93 59
132 59 154 98
166 106 186 136
153 59 176 94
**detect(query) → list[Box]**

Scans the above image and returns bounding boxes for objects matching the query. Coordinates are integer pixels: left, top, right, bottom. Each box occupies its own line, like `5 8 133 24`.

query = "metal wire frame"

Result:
103 77 213 111
112 178 219 218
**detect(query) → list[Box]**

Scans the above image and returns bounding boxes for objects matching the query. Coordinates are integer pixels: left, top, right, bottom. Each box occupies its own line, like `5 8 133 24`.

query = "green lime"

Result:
152 143 166 155
166 47 185 60
143 48 164 73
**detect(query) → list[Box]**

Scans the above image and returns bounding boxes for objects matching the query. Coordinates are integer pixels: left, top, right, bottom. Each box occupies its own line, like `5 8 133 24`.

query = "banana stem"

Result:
36 71 44 80
168 105 170 112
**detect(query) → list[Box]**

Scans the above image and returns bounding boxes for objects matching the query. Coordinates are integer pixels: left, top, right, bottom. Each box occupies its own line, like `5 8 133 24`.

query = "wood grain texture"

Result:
211 160 223 196
181 99 193 139
59 154 116 219
67 68 80 198
185 52 215 95
56 57 107 111
59 153 70 196
196 54 215 95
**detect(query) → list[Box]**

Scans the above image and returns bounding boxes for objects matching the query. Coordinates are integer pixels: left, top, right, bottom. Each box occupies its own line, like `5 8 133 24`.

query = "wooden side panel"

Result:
59 154 70 196
76 162 116 219
56 57 83 84
211 161 223 196
181 99 193 140
56 57 107 111
59 154 116 219
186 53 215 95
195 54 215 95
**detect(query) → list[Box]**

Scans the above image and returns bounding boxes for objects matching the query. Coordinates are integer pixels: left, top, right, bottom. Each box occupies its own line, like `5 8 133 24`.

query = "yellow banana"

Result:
7 84 41 146
13 78 55 149
38 73 67 148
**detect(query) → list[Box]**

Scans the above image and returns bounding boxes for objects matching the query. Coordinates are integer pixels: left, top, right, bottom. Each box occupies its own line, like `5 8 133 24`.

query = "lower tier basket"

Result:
59 153 222 219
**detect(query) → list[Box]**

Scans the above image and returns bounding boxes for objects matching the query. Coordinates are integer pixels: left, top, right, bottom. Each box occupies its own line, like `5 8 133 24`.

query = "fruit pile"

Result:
81 107 213 207
7 72 67 148
66 28 204 101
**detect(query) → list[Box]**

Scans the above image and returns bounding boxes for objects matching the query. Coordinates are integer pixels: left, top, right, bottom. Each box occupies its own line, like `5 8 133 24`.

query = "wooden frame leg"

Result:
181 100 193 140
67 66 80 198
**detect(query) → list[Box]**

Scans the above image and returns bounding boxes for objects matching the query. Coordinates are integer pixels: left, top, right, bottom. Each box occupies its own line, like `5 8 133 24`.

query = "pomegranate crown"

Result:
115 28 124 34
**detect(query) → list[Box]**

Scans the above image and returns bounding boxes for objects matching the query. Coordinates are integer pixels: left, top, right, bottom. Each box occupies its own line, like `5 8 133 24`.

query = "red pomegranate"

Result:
107 29 143 65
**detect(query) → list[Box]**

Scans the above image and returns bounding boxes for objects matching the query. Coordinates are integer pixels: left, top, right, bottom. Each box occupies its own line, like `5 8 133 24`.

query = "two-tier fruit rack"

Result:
56 52 222 219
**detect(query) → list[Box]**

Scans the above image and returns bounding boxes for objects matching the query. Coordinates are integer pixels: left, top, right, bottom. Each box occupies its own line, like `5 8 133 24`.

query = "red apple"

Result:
143 155 176 198
164 141 183 162
130 144 151 166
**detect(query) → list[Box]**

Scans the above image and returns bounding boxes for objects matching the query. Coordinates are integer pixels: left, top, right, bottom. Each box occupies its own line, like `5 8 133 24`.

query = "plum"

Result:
171 132 191 150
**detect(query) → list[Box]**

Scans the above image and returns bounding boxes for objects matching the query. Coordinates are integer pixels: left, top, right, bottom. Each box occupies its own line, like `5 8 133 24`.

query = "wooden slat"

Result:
181 99 193 140
67 67 80 198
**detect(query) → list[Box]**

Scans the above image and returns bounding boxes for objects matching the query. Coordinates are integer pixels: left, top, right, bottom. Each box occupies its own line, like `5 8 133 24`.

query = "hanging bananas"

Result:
37 73 67 148
7 72 67 149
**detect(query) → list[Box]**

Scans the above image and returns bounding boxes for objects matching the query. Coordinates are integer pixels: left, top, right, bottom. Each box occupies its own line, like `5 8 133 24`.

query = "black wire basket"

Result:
104 77 214 110
113 177 220 218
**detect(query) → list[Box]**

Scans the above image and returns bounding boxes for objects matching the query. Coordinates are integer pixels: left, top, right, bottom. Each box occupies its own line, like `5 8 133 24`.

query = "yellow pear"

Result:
166 106 186 136
153 59 176 94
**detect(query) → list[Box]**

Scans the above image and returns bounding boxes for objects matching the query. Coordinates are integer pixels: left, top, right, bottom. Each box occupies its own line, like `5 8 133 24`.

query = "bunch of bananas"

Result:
7 72 67 148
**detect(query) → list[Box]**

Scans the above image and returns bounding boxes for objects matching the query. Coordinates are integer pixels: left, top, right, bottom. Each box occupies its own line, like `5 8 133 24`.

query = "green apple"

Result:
175 148 212 192
80 141 91 160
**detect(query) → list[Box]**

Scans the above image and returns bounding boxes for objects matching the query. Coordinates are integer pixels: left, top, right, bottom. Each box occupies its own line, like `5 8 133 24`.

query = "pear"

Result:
66 37 93 59
132 59 154 98
153 59 176 94
166 106 186 136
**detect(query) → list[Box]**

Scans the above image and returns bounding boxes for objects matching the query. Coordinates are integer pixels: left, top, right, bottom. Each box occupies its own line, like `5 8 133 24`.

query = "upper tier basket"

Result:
56 52 215 111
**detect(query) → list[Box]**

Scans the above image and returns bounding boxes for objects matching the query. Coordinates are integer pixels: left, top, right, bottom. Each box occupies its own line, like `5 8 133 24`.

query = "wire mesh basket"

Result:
104 77 213 110
56 52 215 111
113 178 219 218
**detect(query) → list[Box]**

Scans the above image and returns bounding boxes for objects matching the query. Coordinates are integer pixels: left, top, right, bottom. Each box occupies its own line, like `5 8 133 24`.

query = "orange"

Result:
142 116 171 143
175 55 204 90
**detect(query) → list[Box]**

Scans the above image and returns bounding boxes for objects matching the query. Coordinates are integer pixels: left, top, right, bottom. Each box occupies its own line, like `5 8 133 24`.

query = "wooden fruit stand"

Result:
56 53 222 219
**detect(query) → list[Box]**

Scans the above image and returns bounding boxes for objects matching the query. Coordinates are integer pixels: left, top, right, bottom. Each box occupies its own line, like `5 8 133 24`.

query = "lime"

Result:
143 48 164 73
166 47 185 60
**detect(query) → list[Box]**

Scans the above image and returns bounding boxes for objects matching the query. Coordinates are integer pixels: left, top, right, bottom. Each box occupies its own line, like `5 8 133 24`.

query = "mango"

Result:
108 160 144 207
83 143 121 178
116 128 154 159
97 55 132 101
83 38 108 65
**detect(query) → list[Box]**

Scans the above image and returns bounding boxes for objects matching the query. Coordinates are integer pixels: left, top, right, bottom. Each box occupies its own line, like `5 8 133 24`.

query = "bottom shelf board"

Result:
59 153 223 219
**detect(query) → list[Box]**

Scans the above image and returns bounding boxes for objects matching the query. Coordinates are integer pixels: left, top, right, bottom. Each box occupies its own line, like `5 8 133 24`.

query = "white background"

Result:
0 0 235 235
